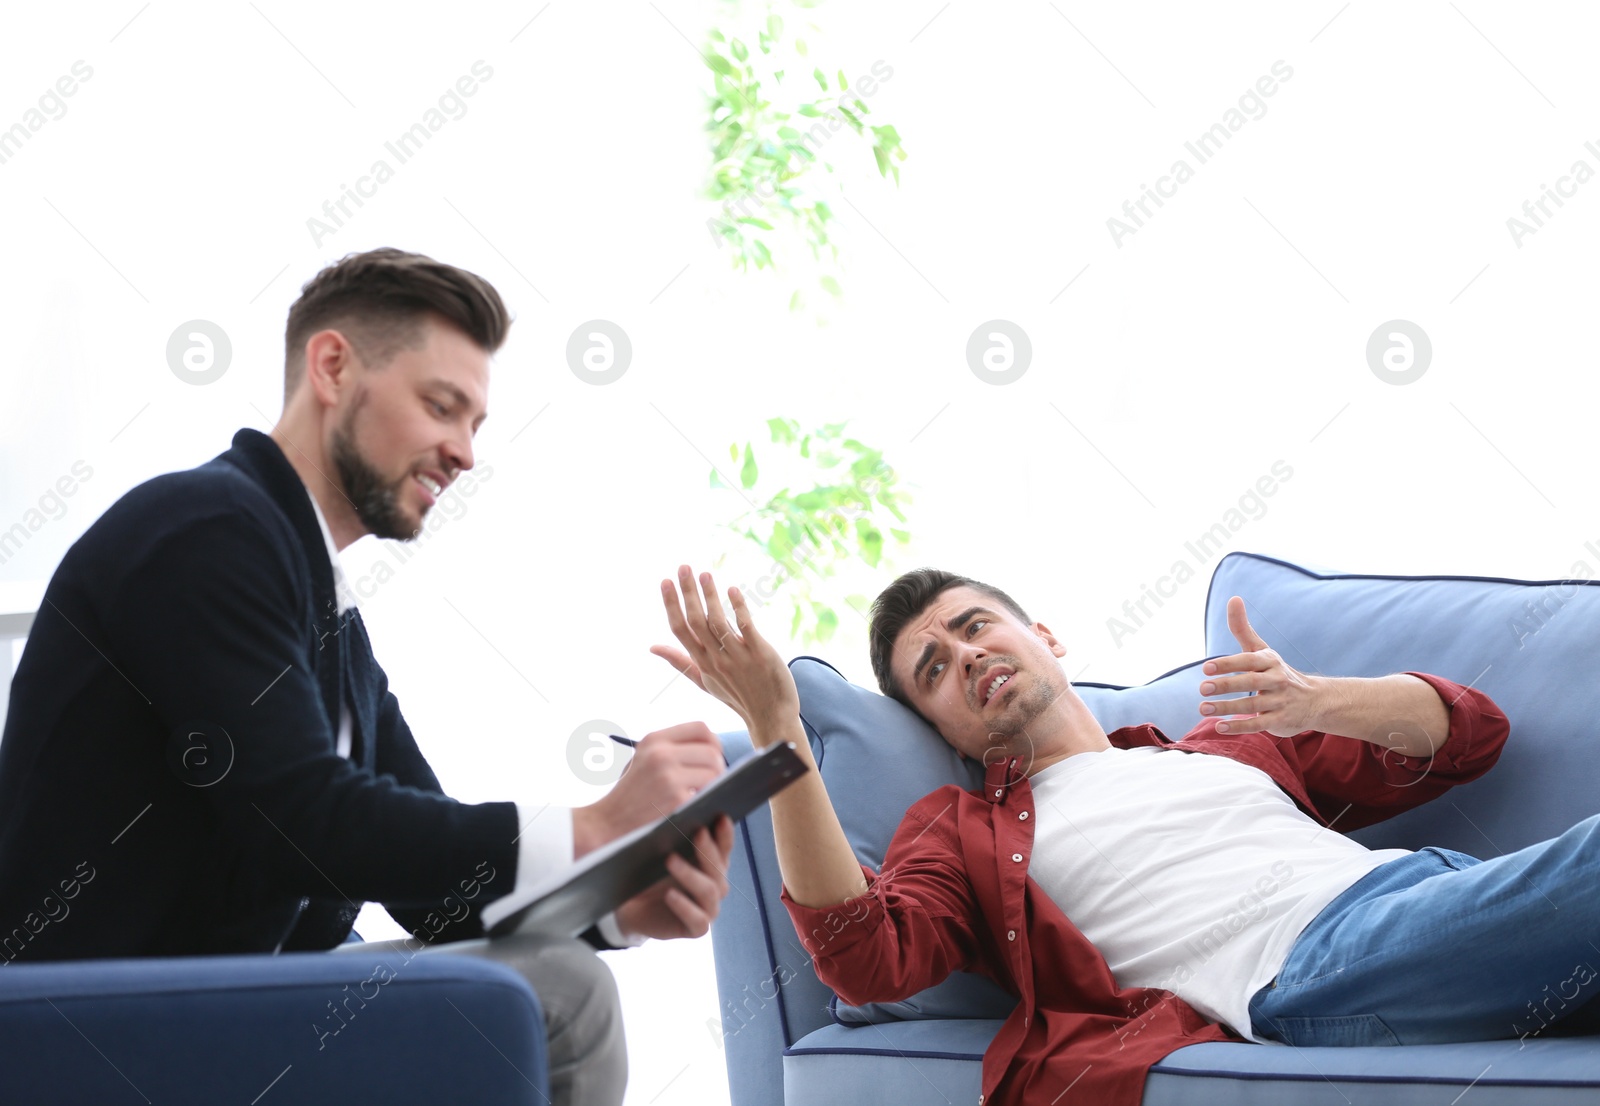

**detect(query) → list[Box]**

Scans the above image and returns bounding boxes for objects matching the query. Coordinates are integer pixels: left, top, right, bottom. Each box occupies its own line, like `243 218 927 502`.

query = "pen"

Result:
608 734 639 749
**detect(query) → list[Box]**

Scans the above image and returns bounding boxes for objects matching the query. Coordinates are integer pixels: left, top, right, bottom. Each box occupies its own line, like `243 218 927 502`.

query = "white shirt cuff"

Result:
510 805 645 948
597 909 648 949
512 803 576 894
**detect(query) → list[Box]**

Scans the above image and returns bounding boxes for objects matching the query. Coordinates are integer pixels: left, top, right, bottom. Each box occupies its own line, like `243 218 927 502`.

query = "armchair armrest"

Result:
0 950 547 1104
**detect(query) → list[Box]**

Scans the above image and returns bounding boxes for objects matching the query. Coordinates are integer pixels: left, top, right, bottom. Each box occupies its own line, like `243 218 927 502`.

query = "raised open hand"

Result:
650 565 801 735
1197 596 1323 738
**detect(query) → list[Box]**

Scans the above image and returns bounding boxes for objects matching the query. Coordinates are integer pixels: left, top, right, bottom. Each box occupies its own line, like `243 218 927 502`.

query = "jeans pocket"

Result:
1421 846 1481 872
1262 1012 1403 1048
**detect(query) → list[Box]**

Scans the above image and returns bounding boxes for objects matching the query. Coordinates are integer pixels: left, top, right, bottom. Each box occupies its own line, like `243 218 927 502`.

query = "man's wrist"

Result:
571 802 616 860
1302 673 1343 735
747 708 801 746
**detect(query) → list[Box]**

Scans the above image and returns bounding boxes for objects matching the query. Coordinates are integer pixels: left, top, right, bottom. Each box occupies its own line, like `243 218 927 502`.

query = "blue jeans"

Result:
1248 812 1600 1047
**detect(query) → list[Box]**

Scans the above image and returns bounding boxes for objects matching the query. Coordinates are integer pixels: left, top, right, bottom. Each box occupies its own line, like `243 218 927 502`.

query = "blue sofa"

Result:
0 937 549 1103
710 550 1600 1104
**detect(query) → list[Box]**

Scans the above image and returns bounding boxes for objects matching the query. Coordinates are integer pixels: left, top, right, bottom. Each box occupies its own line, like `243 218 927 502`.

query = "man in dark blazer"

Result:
0 247 732 1106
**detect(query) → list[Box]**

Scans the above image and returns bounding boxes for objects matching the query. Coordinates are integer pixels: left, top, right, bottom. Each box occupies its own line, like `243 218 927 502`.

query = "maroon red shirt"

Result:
782 673 1509 1106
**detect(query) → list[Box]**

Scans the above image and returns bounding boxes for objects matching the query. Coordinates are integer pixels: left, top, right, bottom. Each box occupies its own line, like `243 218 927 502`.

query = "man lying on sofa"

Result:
0 248 733 1106
648 564 1600 1106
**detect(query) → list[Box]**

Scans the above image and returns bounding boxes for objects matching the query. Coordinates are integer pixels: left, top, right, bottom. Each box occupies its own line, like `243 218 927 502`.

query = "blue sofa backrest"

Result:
1203 552 1600 853
710 550 1600 1105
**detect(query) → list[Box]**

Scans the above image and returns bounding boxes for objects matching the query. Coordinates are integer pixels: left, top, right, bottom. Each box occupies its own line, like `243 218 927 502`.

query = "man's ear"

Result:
302 329 359 411
1032 621 1067 658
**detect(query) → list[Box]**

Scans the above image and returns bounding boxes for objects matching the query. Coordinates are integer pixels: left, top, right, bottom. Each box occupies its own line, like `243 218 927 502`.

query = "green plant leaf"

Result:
837 68 847 90
856 518 884 567
741 443 759 489
814 603 839 642
730 38 749 62
706 53 736 77
890 527 911 543
768 417 799 443
820 275 842 297
711 470 726 489
767 13 784 40
797 103 823 117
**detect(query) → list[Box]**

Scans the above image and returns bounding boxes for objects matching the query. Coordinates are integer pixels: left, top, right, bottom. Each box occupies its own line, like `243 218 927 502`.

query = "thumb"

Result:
1228 596 1269 651
650 645 706 690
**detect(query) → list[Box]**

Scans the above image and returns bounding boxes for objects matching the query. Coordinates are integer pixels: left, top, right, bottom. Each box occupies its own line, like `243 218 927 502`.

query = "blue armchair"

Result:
710 551 1600 1104
0 940 549 1103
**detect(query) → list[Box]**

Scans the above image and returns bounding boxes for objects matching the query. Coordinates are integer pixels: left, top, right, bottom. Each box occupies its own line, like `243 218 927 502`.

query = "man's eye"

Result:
429 400 448 416
927 662 944 684
970 619 988 634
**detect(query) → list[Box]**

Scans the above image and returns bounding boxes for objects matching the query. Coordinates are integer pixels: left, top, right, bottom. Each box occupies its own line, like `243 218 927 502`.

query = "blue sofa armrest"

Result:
0 950 548 1105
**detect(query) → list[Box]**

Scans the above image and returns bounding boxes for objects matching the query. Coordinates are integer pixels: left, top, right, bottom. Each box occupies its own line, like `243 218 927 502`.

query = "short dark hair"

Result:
868 567 1032 708
283 248 511 400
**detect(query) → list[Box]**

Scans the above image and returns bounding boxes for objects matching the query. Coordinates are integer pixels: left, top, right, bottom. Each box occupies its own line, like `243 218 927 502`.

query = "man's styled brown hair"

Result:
283 248 511 401
868 567 1033 708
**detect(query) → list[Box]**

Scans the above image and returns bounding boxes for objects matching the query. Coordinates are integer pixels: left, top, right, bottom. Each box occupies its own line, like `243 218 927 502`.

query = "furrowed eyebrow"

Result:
910 606 996 687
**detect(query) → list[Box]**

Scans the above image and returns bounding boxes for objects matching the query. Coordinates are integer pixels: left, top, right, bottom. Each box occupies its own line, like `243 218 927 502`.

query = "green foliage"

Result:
710 419 912 645
702 0 908 311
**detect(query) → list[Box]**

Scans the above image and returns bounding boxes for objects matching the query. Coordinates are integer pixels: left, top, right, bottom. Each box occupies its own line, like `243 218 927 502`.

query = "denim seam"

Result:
1266 851 1476 993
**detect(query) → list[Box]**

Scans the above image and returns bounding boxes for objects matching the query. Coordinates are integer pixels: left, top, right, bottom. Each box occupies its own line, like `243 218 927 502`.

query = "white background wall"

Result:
3 2 1598 1102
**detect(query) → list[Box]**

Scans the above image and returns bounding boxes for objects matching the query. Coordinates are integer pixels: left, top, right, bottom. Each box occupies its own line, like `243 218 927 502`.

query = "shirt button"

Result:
994 789 1002 798
1007 929 1016 941
1018 811 1029 821
1012 853 1023 863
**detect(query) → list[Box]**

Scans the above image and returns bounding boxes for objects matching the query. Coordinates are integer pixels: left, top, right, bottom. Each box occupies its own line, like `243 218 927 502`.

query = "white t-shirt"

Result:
1028 744 1411 1041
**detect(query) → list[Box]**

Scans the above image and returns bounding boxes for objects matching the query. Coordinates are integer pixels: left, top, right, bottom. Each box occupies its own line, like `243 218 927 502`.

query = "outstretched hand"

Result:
651 565 801 735
1197 596 1324 738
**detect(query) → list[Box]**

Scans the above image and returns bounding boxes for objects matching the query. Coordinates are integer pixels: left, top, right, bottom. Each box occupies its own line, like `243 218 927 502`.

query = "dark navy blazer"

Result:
0 428 529 960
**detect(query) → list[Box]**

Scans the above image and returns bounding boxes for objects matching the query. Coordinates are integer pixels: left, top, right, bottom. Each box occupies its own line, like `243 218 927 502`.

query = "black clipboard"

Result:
482 741 809 939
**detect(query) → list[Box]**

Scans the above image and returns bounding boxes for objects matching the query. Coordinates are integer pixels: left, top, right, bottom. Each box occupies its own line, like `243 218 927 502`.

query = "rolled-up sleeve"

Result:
1289 672 1510 830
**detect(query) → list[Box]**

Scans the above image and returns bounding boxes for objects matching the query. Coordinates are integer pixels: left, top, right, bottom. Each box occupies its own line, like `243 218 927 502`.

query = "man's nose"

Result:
445 432 474 476
960 644 988 679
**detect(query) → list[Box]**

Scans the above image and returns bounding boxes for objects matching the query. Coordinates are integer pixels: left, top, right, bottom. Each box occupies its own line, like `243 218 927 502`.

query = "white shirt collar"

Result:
304 486 357 615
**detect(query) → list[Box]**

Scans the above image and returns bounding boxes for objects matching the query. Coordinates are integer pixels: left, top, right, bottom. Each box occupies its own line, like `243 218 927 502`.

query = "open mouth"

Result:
413 471 444 507
981 671 1015 708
